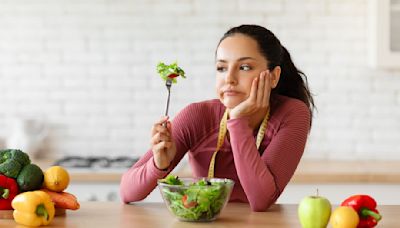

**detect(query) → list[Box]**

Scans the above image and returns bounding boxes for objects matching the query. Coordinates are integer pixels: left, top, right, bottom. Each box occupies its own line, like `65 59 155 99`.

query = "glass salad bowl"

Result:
157 175 235 222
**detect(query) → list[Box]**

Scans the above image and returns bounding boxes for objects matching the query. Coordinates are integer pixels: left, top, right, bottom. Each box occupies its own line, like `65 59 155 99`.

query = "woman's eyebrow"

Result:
216 59 227 63
216 57 256 63
238 57 256 61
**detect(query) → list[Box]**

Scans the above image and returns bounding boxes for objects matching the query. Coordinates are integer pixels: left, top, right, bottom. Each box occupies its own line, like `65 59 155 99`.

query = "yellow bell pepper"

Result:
12 190 55 227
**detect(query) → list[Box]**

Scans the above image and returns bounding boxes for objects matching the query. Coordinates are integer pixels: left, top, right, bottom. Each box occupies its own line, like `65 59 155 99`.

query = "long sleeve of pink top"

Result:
120 95 311 211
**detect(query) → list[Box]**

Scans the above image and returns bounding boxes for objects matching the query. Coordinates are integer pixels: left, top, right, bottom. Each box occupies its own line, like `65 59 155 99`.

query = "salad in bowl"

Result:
157 175 234 222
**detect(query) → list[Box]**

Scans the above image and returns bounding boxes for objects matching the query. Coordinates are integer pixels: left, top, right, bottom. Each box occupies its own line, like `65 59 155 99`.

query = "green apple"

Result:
298 192 332 228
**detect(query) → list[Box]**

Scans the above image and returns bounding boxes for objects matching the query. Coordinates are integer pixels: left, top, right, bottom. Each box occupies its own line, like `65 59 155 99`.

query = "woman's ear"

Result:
270 66 281 88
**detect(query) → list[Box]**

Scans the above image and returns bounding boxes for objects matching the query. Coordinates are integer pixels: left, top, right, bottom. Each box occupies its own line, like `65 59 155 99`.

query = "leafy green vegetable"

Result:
159 175 183 185
157 62 186 84
159 175 233 221
0 159 22 178
0 149 31 178
0 149 30 167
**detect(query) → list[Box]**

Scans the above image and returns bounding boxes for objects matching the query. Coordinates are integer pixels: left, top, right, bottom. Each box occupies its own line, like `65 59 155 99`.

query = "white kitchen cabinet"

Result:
67 182 121 202
369 0 400 68
67 182 163 202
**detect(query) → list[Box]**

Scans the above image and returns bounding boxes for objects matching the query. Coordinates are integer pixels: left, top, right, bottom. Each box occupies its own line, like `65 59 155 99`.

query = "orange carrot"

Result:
41 189 80 210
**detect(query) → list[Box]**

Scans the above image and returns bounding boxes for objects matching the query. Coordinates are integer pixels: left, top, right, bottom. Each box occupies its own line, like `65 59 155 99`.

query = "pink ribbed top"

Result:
120 95 311 211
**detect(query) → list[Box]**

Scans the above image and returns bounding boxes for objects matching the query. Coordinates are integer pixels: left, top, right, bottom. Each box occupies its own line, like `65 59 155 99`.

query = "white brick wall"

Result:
0 0 399 160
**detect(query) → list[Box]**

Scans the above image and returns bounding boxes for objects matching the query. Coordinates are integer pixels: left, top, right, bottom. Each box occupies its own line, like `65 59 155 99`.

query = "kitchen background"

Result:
1 0 399 160
0 0 399 202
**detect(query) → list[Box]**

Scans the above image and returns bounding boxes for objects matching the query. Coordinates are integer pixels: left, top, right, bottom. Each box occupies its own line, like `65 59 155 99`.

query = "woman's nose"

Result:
225 69 237 85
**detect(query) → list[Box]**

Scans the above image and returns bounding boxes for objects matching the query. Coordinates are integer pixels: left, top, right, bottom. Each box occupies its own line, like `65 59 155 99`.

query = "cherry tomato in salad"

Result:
182 195 198 208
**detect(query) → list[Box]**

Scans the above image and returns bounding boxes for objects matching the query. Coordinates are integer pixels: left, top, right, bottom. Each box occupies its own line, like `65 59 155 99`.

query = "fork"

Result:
163 79 172 127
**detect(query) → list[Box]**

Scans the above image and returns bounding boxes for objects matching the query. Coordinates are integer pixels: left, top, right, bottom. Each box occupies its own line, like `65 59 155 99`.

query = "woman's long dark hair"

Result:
217 24 315 125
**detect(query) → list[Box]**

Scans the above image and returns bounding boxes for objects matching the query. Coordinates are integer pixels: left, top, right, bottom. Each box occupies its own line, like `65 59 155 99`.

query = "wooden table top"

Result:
0 202 396 227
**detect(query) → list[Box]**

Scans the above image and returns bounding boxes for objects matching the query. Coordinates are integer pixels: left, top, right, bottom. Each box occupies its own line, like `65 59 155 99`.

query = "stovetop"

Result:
53 156 139 172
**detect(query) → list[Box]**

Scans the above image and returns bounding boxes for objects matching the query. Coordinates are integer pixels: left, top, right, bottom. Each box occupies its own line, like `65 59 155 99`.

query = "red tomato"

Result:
182 195 198 208
168 74 178 79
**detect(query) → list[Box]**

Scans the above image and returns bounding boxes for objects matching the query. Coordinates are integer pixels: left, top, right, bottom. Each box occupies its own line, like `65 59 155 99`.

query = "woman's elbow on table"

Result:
120 174 147 203
248 192 278 212
120 185 148 204
120 190 131 204
249 199 275 212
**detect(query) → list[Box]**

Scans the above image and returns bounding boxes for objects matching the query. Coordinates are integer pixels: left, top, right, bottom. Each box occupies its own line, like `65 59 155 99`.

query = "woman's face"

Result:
215 34 268 109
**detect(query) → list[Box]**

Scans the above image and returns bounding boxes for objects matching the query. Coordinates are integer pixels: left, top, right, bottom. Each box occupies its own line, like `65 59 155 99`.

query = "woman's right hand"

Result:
229 70 272 119
151 116 176 170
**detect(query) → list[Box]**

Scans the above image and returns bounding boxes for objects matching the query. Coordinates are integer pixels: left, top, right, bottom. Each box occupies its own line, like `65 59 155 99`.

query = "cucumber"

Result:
17 164 44 192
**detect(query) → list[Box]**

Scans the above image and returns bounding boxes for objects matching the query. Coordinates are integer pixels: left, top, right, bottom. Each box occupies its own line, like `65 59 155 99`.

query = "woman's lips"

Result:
224 90 240 96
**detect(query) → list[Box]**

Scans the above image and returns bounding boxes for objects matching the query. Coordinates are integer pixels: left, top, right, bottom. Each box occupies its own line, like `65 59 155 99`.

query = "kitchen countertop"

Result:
290 160 400 183
34 159 400 183
0 202 396 227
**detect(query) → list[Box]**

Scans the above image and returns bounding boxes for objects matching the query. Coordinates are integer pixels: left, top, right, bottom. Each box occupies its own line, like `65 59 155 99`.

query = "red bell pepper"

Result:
341 195 382 228
0 174 19 210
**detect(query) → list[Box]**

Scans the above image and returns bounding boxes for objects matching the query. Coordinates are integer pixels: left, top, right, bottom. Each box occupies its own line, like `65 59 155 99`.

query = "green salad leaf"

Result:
159 175 231 221
157 62 186 84
159 175 183 185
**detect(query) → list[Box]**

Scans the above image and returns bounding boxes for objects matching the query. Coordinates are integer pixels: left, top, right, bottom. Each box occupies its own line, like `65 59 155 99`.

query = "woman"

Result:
120 24 314 211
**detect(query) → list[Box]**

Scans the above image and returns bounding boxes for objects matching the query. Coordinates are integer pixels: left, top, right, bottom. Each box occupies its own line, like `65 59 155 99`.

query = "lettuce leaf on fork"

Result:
157 62 186 84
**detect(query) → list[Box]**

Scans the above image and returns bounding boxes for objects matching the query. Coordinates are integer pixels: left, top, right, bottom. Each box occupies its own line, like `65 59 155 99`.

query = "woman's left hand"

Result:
229 70 272 119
